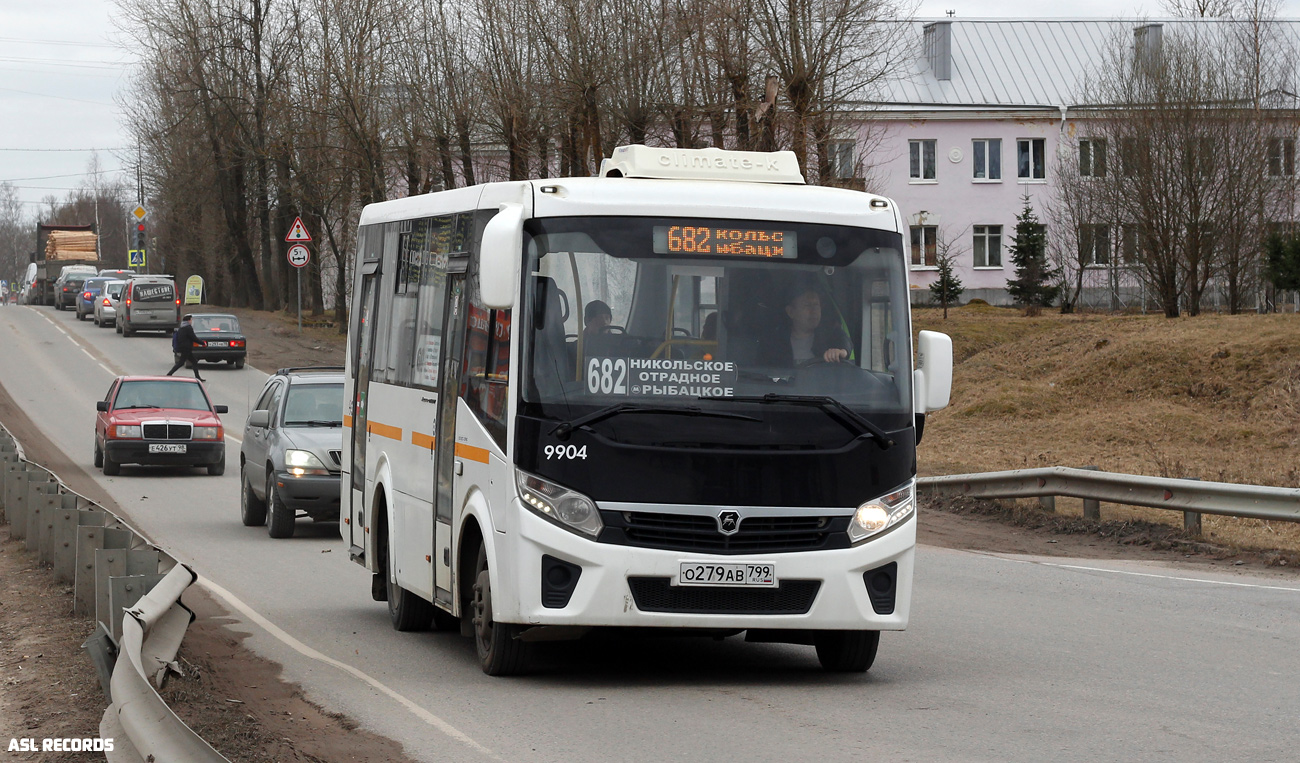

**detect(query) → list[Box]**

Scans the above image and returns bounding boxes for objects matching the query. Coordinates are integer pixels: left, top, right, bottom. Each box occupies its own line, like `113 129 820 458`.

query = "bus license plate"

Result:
148 444 187 454
678 562 776 587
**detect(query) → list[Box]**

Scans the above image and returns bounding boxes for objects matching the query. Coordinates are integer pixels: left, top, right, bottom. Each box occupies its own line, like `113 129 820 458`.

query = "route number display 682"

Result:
587 357 628 395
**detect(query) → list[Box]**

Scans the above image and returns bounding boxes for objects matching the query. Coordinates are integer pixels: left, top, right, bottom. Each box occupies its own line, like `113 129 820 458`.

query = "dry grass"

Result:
913 304 1300 556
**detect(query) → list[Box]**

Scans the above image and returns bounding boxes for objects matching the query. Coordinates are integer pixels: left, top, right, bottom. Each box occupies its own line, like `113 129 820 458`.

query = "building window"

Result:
1079 224 1110 267
973 225 1002 267
1268 137 1295 177
910 140 936 181
972 139 1001 180
829 140 857 179
1017 138 1046 180
1120 137 1148 177
910 225 937 267
1080 138 1107 177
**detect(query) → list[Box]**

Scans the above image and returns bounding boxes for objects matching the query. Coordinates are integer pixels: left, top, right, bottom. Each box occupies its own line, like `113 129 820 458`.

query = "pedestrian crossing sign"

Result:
128 249 146 268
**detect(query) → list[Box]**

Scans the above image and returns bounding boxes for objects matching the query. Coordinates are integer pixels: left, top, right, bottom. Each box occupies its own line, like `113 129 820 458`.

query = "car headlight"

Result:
284 449 329 476
114 424 141 439
515 469 603 537
848 482 915 544
193 426 220 440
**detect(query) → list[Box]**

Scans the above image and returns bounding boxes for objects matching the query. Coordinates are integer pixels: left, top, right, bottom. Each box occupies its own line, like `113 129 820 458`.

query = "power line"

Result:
0 147 127 152
0 86 116 106
0 168 126 183
0 36 121 50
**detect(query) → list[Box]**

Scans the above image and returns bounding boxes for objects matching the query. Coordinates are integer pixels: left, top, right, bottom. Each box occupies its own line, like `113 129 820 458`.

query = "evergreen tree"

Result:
1005 195 1058 313
1264 231 1300 293
929 240 964 318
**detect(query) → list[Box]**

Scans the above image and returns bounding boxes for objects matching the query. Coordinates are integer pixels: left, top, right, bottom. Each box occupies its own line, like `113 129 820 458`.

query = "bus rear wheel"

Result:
384 527 433 631
814 630 880 673
471 546 529 676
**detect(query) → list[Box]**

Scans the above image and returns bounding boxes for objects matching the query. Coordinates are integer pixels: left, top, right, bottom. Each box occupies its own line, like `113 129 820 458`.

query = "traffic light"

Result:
134 222 146 249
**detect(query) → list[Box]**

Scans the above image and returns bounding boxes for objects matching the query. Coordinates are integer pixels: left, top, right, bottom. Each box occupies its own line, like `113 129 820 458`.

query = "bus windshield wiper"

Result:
698 393 895 449
550 403 761 439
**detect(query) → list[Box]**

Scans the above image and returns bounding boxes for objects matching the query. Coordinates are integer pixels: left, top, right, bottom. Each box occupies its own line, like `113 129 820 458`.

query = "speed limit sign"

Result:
287 244 311 268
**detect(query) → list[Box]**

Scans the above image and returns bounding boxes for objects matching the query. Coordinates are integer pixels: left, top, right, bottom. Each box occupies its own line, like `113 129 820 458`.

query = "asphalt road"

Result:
2 302 1299 762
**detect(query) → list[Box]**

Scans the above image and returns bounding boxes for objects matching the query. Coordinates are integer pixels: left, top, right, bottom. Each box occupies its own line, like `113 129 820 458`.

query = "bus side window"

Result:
460 296 510 449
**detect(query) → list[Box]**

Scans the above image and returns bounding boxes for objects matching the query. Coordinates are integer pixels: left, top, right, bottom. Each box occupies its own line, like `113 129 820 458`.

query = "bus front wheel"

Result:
471 546 529 676
814 630 880 673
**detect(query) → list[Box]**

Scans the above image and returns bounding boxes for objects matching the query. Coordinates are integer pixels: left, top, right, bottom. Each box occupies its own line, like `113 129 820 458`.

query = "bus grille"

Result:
627 577 820 615
599 512 849 555
143 423 192 440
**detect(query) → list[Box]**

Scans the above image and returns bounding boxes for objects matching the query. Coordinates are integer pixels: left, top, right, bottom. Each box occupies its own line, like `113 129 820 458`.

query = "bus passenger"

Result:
583 300 612 340
756 287 849 366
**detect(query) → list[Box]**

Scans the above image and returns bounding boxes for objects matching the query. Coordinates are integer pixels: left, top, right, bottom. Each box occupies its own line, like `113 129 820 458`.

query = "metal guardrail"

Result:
917 466 1300 531
0 423 230 763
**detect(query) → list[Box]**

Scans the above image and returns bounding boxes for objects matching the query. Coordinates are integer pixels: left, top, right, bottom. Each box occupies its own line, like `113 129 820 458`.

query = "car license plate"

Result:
207 341 228 347
148 444 187 454
678 562 776 587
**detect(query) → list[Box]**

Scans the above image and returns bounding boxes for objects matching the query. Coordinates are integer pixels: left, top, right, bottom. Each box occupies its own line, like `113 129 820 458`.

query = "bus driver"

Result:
756 286 849 366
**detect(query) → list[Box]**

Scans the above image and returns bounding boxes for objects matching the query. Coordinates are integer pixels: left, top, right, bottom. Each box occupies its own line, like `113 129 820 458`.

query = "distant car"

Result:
176 313 247 369
94 376 228 476
118 276 179 336
93 280 126 327
240 367 344 538
19 264 37 304
97 268 137 280
75 277 115 321
53 269 95 311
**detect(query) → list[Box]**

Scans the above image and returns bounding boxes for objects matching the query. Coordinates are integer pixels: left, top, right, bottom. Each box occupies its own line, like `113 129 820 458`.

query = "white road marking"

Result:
1001 556 1300 593
98 363 113 375
195 576 500 761
81 347 95 360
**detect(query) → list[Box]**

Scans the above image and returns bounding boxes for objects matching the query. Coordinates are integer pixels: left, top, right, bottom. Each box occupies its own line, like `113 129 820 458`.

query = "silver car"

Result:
93 279 126 327
239 367 344 538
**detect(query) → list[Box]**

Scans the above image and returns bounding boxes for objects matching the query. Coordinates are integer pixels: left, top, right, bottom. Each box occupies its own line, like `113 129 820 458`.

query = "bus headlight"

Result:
848 482 915 544
515 469 603 538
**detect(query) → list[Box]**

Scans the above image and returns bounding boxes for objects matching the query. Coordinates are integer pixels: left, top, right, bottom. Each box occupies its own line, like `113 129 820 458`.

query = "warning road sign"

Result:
285 217 312 242
287 244 311 268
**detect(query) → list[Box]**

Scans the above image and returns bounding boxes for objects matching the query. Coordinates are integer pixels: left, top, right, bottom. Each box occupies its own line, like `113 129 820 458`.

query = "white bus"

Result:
343 145 952 675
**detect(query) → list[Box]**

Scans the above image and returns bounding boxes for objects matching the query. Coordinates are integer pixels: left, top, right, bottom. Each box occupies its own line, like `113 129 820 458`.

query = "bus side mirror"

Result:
480 203 524 310
913 330 952 413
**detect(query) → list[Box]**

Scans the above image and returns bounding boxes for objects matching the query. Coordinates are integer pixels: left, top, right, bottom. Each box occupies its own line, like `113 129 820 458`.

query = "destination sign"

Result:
653 226 796 259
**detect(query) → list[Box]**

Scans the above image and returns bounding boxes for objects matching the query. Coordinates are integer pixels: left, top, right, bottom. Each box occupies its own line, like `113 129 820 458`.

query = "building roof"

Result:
871 18 1300 111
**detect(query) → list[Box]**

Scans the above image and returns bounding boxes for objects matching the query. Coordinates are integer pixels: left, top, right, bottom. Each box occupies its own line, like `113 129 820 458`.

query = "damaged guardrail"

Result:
917 466 1300 533
0 422 230 762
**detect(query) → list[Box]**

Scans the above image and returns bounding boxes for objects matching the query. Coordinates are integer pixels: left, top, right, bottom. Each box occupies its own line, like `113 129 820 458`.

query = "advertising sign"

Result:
184 275 204 305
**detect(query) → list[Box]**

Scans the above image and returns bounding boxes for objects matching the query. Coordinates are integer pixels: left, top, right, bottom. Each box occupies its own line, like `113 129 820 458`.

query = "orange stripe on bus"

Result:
411 431 436 450
367 421 403 440
455 443 491 464
343 414 353 427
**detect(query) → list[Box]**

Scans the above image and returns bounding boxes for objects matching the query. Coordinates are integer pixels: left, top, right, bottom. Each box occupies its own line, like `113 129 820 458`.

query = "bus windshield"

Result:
521 216 912 442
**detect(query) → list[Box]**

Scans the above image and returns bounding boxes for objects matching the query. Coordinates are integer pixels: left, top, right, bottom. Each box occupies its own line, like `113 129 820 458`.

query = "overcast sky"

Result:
3 0 1299 213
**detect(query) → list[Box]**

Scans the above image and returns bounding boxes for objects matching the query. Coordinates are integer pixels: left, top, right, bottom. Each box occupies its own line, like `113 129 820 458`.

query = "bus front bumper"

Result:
494 499 915 632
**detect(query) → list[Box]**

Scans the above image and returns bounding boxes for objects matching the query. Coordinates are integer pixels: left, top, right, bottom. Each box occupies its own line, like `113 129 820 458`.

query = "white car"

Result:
93 279 126 328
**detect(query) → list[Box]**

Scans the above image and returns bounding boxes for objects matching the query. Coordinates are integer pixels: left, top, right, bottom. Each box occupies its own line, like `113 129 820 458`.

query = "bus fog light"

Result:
516 469 604 537
848 482 915 544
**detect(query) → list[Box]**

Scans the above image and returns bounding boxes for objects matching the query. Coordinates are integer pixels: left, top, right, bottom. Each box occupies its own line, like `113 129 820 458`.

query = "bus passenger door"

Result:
349 270 380 553
433 272 467 601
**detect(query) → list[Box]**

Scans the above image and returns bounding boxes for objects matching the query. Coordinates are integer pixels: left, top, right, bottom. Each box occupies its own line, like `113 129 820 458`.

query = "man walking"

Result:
167 315 204 381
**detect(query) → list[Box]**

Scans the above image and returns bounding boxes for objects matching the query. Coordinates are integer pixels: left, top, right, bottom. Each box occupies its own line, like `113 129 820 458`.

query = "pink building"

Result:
856 19 1234 307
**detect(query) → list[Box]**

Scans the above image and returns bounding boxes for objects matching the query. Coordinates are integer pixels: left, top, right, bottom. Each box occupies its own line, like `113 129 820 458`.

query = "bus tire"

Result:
385 532 434 632
240 463 266 526
472 545 529 676
814 630 880 673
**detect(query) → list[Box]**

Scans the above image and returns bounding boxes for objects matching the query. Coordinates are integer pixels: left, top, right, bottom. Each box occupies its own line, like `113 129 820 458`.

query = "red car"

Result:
94 376 228 476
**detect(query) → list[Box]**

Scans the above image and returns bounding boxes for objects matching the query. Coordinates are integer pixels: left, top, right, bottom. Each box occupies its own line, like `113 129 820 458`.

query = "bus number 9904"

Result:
544 444 588 460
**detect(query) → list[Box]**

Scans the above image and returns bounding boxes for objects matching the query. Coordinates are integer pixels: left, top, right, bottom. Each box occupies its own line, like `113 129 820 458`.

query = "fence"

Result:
0 423 229 763
917 466 1300 534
